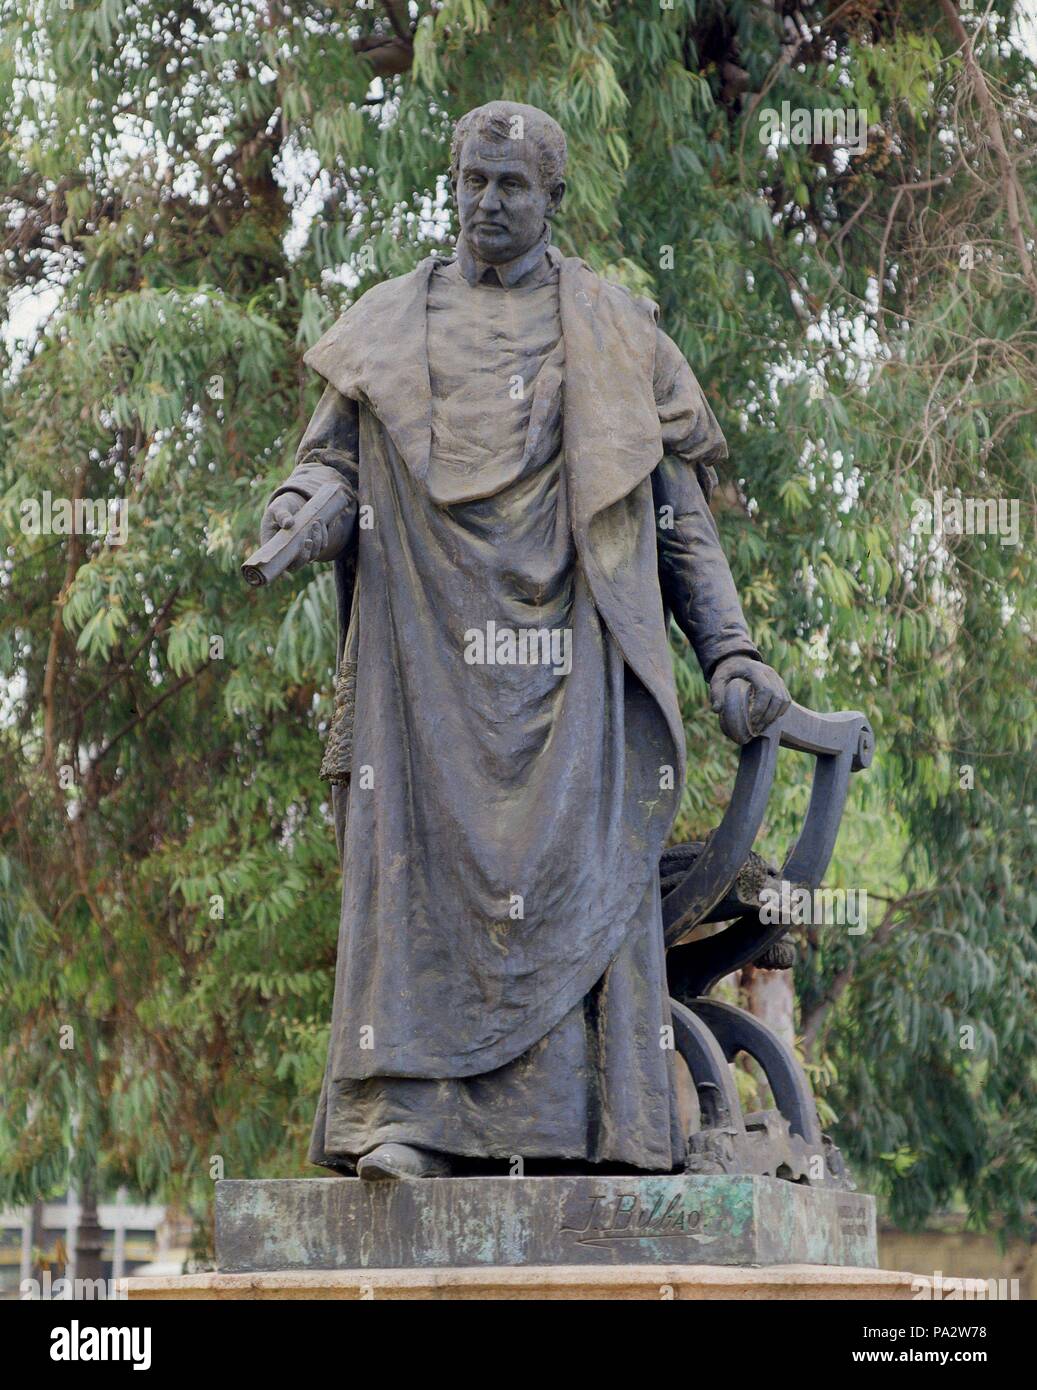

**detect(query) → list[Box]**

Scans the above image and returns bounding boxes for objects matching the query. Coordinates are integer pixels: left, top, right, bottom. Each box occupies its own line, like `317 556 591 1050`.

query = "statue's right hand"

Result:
260 492 328 571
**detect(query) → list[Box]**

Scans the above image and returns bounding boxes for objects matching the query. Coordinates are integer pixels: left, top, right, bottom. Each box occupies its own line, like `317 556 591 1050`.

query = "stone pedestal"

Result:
126 1263 916 1301
214 1174 877 1273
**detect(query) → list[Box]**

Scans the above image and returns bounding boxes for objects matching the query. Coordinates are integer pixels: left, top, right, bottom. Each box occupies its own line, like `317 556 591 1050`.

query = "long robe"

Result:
271 243 760 1172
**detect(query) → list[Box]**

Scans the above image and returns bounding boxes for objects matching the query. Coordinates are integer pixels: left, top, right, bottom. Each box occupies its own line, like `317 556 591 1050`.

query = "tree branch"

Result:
799 889 935 1056
90 670 200 769
79 587 181 715
940 0 1037 304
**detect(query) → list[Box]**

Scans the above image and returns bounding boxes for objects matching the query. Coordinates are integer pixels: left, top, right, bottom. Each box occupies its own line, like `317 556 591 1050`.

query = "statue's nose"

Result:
479 183 502 212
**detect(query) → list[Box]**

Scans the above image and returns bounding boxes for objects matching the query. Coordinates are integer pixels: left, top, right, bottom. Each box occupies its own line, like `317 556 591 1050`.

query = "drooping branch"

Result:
799 889 935 1056
940 0 1037 304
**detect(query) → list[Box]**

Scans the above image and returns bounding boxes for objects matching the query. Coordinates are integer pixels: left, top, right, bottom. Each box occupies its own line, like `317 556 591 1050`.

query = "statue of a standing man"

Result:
258 102 789 1180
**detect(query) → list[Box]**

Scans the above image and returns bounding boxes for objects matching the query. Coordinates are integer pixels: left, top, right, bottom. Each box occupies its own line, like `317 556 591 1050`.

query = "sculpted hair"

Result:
450 101 567 191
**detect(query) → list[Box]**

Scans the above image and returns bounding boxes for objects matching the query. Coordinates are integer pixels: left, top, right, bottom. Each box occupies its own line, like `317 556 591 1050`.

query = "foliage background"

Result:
1 0 1034 1241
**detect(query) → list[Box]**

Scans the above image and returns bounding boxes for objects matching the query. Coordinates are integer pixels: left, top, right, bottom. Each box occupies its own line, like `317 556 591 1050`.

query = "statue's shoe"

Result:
356 1143 452 1180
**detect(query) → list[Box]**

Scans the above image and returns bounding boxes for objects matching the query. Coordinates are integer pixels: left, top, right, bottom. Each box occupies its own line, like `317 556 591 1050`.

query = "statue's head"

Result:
450 101 567 265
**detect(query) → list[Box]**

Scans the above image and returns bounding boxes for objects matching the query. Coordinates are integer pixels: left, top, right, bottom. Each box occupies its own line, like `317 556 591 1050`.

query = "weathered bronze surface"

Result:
215 1176 878 1272
244 101 870 1187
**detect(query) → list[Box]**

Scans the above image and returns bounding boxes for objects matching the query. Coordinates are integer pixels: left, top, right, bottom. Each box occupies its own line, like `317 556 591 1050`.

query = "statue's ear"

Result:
546 180 565 218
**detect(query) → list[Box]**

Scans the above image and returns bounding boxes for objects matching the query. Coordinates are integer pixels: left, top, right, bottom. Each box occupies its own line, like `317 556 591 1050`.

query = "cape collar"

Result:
302 253 662 517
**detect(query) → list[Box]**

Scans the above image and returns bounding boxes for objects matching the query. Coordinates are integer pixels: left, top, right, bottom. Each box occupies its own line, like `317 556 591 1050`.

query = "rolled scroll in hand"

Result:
241 480 351 587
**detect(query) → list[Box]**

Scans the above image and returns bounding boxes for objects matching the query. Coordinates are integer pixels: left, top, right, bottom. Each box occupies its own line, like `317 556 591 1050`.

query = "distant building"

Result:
0 1190 190 1297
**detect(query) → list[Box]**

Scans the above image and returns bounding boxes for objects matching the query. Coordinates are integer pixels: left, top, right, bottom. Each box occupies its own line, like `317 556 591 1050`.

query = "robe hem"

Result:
310 1131 680 1172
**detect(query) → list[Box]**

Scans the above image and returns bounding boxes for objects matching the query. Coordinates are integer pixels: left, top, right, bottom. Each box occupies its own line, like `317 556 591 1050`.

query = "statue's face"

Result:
454 135 563 265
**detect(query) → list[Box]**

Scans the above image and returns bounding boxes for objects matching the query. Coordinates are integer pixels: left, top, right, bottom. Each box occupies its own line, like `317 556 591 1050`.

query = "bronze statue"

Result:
249 101 791 1181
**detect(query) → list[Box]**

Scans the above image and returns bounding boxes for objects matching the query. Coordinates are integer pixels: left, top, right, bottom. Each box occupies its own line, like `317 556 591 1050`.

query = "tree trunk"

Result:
74 1175 105 1283
742 964 795 1048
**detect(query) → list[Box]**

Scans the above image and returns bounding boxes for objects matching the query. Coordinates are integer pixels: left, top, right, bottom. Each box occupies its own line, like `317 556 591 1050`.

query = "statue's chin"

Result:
469 236 516 265
466 224 540 266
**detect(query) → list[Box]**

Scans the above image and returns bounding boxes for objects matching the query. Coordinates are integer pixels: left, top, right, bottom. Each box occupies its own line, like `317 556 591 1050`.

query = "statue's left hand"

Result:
709 655 790 737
